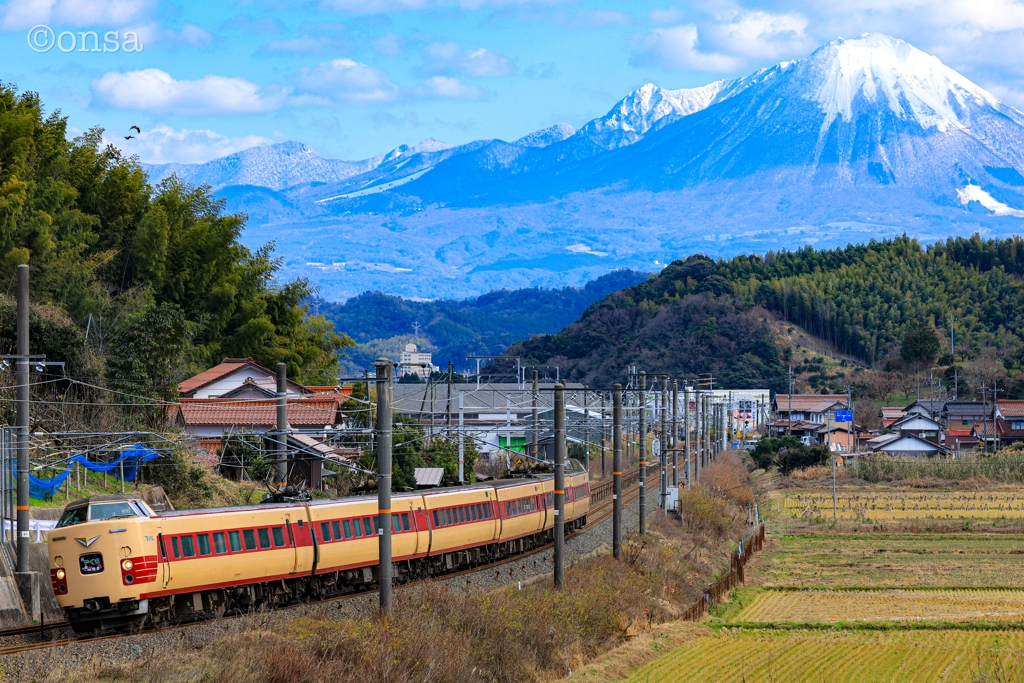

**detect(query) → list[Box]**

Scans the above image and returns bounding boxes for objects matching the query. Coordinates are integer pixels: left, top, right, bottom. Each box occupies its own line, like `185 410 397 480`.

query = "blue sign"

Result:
835 410 853 422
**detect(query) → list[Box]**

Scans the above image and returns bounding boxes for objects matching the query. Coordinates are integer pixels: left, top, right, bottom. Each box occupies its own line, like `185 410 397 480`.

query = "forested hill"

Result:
317 269 647 372
0 84 350 399
507 236 1024 388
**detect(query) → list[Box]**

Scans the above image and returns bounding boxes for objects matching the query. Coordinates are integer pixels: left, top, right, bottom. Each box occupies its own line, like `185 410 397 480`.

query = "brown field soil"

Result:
778 488 1024 522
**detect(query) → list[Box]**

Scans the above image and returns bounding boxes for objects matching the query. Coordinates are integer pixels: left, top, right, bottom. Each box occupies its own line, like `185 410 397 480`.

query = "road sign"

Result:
835 410 852 422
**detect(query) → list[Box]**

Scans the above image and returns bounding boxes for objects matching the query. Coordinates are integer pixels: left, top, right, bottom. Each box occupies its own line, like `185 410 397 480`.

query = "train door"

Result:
412 500 431 555
284 513 299 573
156 525 171 589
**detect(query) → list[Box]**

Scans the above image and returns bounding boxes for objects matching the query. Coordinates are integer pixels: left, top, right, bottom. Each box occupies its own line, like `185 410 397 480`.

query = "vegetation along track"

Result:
0 466 646 656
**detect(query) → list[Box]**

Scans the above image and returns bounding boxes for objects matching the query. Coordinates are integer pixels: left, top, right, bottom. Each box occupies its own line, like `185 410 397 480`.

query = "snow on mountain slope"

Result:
144 141 382 191
575 81 735 148
515 123 577 147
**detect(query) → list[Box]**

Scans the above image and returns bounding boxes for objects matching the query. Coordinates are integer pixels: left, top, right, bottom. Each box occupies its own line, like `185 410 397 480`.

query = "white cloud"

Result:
90 69 285 115
220 14 286 35
704 10 809 59
630 25 743 72
1 0 154 31
108 125 273 164
265 35 348 53
373 33 403 57
294 58 400 105
650 7 685 25
566 10 630 28
319 0 569 12
422 42 512 77
414 76 484 100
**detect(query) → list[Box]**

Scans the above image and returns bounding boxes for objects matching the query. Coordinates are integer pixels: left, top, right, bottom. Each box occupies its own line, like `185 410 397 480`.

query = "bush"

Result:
677 488 734 539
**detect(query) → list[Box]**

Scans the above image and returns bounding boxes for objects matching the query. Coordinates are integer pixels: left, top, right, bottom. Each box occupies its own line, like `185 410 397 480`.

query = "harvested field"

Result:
624 628 1024 682
759 533 1024 588
732 587 1024 623
780 489 1024 521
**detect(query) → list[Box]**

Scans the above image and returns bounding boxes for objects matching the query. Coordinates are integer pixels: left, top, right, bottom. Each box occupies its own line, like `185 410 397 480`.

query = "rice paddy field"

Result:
733 588 1024 623
621 486 1024 682
623 629 1024 682
780 489 1024 522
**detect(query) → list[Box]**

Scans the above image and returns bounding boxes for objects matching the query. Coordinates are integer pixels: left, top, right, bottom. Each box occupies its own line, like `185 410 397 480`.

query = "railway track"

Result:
0 465 651 657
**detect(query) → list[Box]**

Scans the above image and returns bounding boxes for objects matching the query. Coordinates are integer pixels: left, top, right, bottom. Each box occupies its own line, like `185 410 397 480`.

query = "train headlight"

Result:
55 569 65 580
121 559 133 571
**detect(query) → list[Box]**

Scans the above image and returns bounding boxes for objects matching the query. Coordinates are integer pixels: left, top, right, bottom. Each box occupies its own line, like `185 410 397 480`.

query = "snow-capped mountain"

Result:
186 34 1024 300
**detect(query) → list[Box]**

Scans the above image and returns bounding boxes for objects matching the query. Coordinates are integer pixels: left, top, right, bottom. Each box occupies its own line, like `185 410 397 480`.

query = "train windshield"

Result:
56 507 88 528
55 501 146 528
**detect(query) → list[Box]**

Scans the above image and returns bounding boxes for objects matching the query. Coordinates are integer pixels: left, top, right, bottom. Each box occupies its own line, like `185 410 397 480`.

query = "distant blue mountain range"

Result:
144 34 1024 302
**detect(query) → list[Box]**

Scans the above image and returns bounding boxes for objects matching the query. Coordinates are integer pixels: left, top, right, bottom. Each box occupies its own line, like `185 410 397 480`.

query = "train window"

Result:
171 537 180 559
181 536 196 558
484 504 490 519
197 534 211 556
243 530 256 550
56 506 88 528
320 522 331 542
392 516 400 533
432 510 440 527
402 513 410 531
228 531 241 552
213 533 227 554
470 505 478 521
88 501 141 522
343 520 353 539
332 521 342 540
458 507 465 524
257 528 271 549
272 527 286 548
445 509 452 526
353 519 363 538
364 518 374 536
505 502 510 517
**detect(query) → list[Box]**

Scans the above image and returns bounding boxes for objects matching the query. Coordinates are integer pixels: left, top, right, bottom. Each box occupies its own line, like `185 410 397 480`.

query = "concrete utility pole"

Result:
684 386 691 488
276 363 288 484
459 391 465 481
554 383 566 588
694 389 702 481
787 367 794 436
612 384 623 560
638 372 647 535
375 358 393 611
531 370 539 462
672 380 679 487
600 392 607 478
16 265 29 573
660 381 667 509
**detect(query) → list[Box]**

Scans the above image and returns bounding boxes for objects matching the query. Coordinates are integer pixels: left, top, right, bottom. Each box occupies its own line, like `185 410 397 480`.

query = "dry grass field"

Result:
732 588 1024 623
779 489 1024 522
622 628 1024 682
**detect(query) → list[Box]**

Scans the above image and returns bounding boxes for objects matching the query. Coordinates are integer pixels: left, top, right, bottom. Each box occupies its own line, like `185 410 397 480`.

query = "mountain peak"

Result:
515 123 577 147
804 32 1003 131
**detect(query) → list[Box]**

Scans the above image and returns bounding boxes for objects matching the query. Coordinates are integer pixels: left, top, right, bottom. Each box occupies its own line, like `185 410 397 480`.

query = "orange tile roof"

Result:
999 401 1024 417
174 398 340 427
179 358 268 394
947 429 973 437
306 385 354 396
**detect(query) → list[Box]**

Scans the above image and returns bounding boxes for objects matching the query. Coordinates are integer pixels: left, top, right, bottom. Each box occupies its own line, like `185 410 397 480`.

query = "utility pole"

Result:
459 391 465 481
612 384 623 560
554 383 566 588
374 358 393 612
684 385 691 488
15 265 29 573
600 392 607 478
531 370 539 462
788 366 794 436
446 361 453 429
276 363 288 485
660 381 667 509
694 388 702 480
950 315 956 363
672 380 679 487
639 372 647 535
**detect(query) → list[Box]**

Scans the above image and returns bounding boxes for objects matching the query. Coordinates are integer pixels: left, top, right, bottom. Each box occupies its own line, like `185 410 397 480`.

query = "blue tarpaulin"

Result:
21 446 161 500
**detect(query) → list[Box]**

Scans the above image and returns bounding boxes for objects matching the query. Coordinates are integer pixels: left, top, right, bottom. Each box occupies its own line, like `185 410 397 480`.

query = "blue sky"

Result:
3 0 1024 164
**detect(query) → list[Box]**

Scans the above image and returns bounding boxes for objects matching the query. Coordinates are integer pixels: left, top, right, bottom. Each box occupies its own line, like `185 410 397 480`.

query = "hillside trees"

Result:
0 83 351 392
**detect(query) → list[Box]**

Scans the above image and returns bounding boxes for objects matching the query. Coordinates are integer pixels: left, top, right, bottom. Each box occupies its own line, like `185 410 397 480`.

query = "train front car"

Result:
48 494 159 633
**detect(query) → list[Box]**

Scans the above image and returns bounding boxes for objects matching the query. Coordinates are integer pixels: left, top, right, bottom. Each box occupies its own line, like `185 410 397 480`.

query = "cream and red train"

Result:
48 465 590 633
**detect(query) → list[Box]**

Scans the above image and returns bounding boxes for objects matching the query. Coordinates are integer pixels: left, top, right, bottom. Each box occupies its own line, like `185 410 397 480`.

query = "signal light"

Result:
55 569 65 580
121 559 133 571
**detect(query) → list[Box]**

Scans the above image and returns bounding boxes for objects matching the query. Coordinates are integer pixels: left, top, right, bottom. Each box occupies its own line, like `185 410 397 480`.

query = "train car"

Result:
49 469 589 634
565 460 590 532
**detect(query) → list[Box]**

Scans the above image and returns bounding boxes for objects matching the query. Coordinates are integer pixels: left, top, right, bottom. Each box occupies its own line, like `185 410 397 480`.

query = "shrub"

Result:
677 488 734 539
